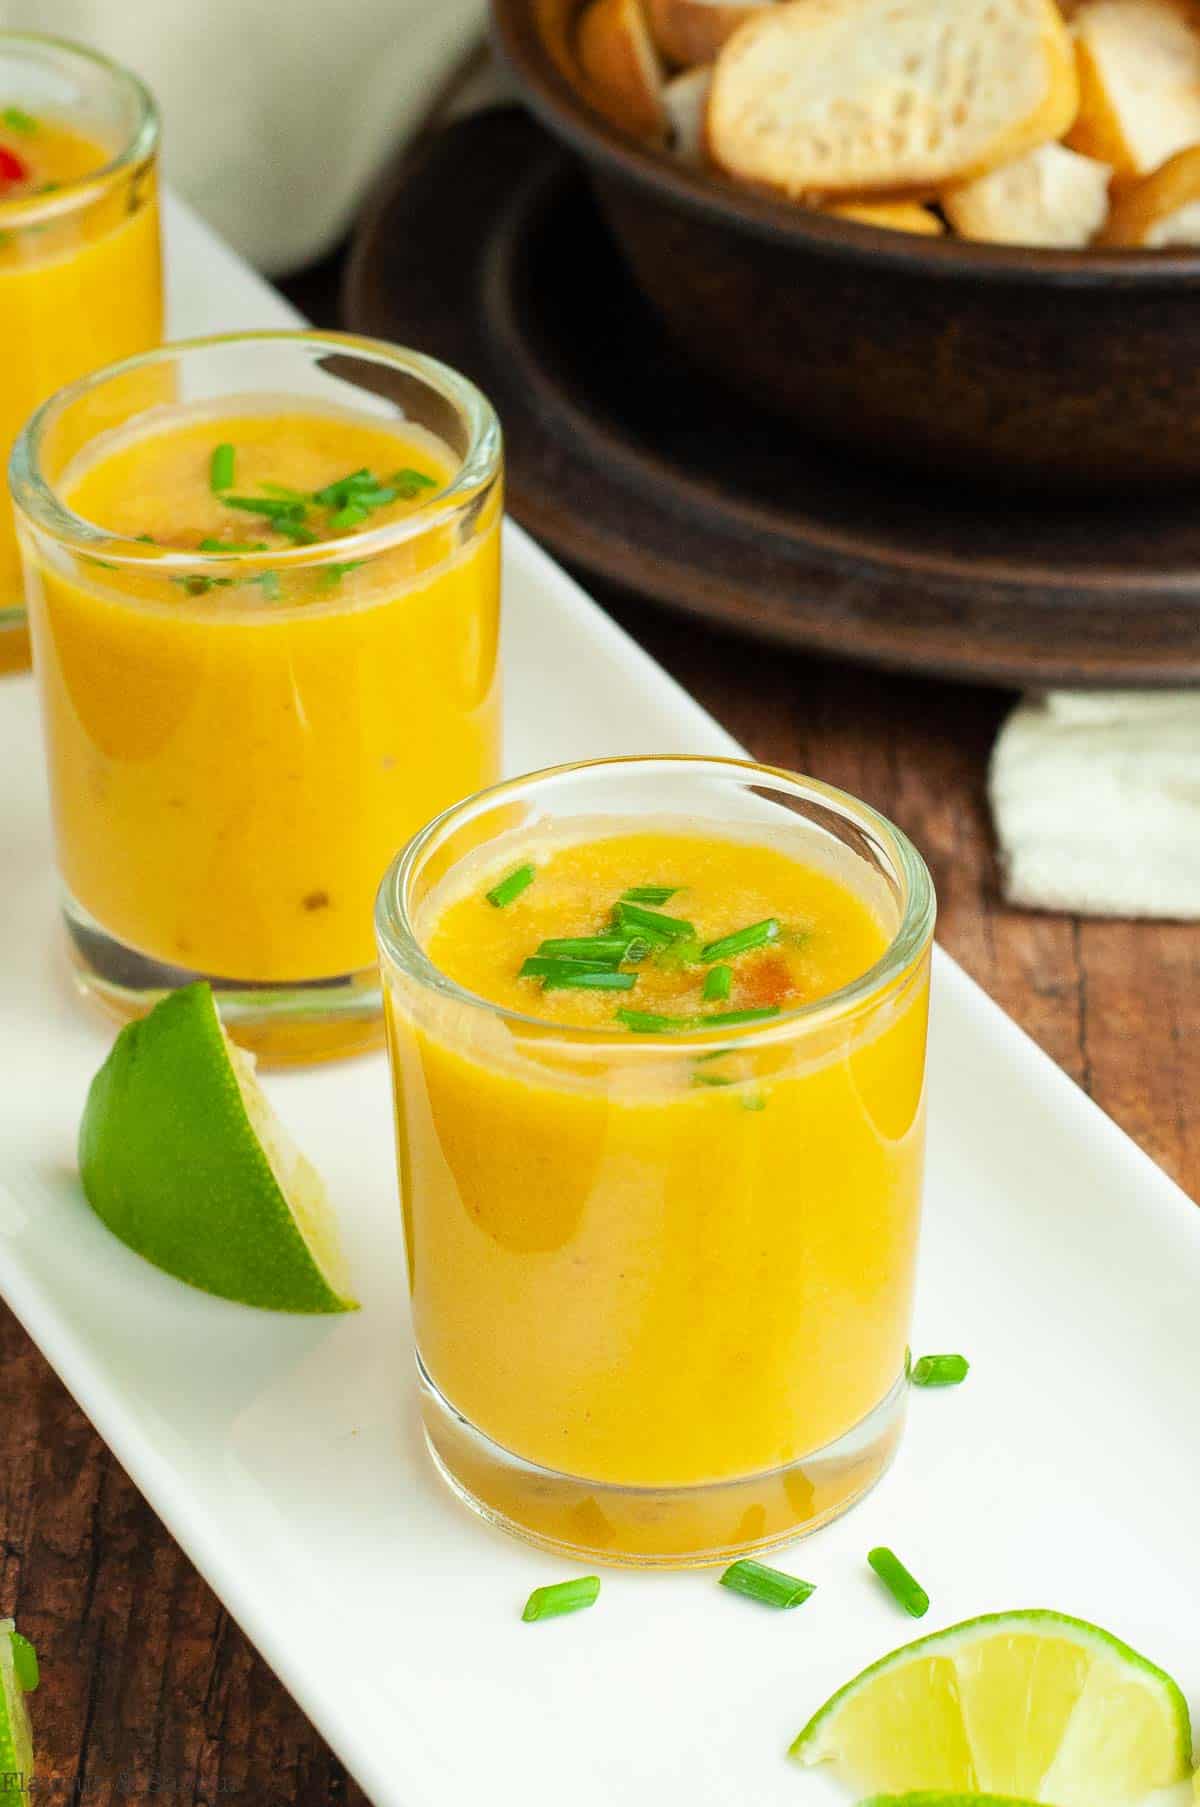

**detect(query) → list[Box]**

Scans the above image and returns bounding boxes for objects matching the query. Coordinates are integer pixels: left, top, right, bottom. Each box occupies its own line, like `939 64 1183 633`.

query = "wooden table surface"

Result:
4 266 1198 1807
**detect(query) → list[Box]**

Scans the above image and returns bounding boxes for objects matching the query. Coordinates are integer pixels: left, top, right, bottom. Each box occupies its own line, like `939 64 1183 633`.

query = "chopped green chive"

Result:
3 107 37 135
622 886 678 905
329 501 368 531
311 467 371 506
700 919 780 963
703 964 733 1002
653 933 701 972
868 1547 930 1619
700 1006 781 1028
318 560 365 589
135 533 157 543
258 481 310 501
11 1633 38 1692
741 1092 768 1112
521 1576 600 1623
543 969 637 993
392 467 438 498
520 956 613 980
253 570 282 601
223 495 307 521
536 936 638 965
198 538 267 553
209 442 235 492
910 1353 970 1388
720 1560 815 1610
612 902 695 943
692 1071 735 1089
616 1009 690 1034
487 865 535 909
171 574 233 595
273 519 318 544
80 554 118 571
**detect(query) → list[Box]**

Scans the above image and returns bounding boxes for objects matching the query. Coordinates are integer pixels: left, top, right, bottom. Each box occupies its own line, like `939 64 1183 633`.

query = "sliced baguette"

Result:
1065 0 1200 177
1100 143 1200 242
827 200 946 233
663 64 715 159
576 0 669 142
943 141 1112 244
707 0 1079 198
648 0 773 66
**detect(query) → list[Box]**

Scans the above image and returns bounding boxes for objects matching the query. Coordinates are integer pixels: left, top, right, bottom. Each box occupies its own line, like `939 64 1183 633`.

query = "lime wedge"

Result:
0 1622 35 1802
791 1610 1192 1803
859 1798 1041 1806
79 983 357 1313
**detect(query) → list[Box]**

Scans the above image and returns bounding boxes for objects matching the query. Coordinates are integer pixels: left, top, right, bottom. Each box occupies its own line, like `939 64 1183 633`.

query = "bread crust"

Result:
576 0 670 141
1099 142 1200 241
647 0 772 66
707 0 1080 198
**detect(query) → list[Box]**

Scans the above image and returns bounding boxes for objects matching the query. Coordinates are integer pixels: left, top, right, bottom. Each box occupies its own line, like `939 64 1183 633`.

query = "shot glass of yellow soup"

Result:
12 331 502 1062
376 756 936 1566
0 34 162 673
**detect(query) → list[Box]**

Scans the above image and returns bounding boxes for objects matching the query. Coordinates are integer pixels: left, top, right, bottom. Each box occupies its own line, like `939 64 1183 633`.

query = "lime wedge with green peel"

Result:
860 1798 1043 1806
79 983 357 1313
0 1622 35 1803
791 1610 1192 1804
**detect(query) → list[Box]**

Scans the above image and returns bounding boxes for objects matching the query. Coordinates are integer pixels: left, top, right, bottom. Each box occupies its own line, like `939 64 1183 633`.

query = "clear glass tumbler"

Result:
377 756 936 1565
12 331 503 1062
0 33 161 673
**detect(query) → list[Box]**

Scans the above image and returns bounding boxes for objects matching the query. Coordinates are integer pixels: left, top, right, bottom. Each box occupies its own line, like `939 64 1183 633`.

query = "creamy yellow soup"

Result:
0 110 161 663
385 825 930 1560
25 406 501 1042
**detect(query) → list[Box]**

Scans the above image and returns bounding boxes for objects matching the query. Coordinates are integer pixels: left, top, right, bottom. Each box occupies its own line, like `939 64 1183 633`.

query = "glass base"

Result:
418 1355 907 1569
0 604 30 675
63 891 384 1065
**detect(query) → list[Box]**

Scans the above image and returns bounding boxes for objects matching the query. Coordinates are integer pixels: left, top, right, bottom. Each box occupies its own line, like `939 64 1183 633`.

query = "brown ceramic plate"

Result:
345 107 1200 687
492 0 1200 494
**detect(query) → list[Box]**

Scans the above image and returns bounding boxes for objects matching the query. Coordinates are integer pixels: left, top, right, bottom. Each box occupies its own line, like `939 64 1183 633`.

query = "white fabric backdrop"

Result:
1 0 486 273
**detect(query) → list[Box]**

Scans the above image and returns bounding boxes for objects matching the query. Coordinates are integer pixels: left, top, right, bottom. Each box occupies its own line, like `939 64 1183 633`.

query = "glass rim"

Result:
8 330 503 575
375 755 937 1050
0 32 159 227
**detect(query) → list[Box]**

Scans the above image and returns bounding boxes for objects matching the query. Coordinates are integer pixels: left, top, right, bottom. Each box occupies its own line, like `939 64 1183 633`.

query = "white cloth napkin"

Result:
990 691 1200 919
0 0 487 273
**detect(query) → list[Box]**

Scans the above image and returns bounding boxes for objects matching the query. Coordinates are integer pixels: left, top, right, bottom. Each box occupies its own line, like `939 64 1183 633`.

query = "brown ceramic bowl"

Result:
492 0 1200 493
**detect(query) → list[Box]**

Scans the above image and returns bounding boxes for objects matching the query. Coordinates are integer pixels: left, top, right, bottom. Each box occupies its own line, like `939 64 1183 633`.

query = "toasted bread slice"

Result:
707 0 1079 198
944 141 1112 244
576 0 669 141
1100 142 1200 241
648 0 773 66
827 200 946 233
1065 0 1200 177
663 64 715 159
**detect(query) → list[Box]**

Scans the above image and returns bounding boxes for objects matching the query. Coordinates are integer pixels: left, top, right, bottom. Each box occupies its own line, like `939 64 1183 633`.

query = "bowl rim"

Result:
490 0 1200 286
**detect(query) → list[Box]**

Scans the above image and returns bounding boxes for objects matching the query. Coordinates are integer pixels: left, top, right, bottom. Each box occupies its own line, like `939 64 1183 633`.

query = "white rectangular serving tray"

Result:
1 197 1198 1807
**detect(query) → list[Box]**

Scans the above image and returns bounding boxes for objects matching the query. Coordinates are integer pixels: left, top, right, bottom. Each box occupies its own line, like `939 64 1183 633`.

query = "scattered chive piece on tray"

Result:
700 919 780 963
521 1576 600 1623
209 442 235 492
703 964 733 1003
910 1353 970 1388
868 1547 930 1619
701 1006 781 1028
720 1560 815 1610
622 885 678 905
3 107 37 134
487 864 535 909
